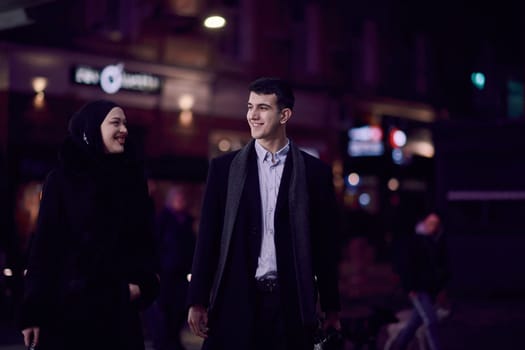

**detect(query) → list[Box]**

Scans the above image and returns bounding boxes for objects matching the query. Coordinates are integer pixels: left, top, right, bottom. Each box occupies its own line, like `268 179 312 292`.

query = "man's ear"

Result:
280 108 292 124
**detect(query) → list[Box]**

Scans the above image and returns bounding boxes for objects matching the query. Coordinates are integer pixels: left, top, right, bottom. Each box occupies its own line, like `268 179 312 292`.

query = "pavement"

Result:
2 296 525 350
431 297 525 350
0 321 203 350
380 296 525 350
2 237 525 349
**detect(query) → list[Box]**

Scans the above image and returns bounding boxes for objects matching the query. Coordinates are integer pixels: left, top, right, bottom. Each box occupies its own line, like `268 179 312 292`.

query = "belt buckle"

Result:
266 278 277 292
257 277 278 292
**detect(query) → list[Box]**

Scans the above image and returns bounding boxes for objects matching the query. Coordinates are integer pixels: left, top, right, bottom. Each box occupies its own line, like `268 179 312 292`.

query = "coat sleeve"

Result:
310 161 341 313
393 234 418 292
18 170 66 329
187 158 224 308
126 176 160 309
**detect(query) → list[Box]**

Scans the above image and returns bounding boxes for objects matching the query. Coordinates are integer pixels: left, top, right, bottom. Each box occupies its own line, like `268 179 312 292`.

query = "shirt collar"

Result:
255 139 290 163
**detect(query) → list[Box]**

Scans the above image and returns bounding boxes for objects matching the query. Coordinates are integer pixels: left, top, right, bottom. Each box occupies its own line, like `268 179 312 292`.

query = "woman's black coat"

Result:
18 138 159 350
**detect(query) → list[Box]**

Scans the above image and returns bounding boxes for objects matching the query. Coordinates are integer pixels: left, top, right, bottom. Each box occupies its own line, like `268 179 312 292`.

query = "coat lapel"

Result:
209 140 253 308
246 150 263 273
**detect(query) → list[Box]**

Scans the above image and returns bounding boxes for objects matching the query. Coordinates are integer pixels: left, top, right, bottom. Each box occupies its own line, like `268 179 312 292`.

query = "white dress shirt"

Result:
254 140 290 279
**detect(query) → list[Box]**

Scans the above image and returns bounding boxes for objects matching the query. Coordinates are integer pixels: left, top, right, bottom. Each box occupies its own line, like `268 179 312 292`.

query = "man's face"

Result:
170 192 187 212
423 213 440 235
246 92 286 141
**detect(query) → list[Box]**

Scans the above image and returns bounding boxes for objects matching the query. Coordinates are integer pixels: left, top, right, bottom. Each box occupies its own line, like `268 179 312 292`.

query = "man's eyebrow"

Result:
248 102 272 107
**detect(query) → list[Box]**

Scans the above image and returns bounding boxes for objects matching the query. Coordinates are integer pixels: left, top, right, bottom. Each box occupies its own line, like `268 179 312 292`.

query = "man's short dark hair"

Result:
249 77 295 111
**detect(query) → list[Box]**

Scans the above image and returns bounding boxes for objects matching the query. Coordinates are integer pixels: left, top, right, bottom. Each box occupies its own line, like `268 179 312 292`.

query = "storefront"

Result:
339 96 439 259
1 43 341 292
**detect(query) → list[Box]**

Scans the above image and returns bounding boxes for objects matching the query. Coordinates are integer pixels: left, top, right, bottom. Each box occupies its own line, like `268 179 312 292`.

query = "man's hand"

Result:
322 311 341 331
188 304 209 338
22 327 40 348
129 283 141 301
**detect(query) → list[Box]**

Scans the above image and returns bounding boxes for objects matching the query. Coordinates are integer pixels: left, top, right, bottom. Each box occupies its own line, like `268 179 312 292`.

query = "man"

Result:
389 211 449 350
155 187 195 350
187 77 341 350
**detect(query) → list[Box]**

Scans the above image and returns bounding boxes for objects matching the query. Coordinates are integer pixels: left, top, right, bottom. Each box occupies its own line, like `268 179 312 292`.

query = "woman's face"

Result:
100 107 128 154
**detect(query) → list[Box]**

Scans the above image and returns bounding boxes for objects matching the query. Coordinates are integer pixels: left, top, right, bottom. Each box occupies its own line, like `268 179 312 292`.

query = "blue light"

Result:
359 193 371 206
392 149 403 164
471 72 486 90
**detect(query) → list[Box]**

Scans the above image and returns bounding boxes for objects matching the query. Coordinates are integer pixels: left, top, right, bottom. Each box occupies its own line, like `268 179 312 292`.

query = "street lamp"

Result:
31 76 47 109
203 15 226 29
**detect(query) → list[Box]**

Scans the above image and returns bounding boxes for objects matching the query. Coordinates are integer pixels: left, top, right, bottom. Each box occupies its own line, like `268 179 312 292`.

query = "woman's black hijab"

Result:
68 99 120 157
60 99 139 181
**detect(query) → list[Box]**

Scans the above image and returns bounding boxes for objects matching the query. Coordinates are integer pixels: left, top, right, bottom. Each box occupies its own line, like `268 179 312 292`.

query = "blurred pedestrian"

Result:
187 77 341 350
18 100 160 350
389 211 449 350
155 186 196 350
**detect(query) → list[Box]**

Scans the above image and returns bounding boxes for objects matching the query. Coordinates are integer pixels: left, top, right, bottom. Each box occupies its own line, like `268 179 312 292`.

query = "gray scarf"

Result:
210 139 316 326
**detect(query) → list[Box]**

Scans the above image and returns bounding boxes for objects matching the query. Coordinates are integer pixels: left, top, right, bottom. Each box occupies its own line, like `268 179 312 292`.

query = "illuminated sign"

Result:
347 125 384 157
72 63 162 94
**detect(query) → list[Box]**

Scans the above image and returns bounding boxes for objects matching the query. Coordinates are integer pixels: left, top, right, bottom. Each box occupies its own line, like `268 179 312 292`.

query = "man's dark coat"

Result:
188 140 341 350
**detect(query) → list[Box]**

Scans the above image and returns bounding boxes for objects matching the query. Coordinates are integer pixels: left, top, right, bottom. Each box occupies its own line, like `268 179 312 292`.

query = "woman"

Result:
19 100 160 350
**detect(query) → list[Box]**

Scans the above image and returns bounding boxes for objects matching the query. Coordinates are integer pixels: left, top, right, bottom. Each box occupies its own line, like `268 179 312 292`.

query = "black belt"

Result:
255 275 280 293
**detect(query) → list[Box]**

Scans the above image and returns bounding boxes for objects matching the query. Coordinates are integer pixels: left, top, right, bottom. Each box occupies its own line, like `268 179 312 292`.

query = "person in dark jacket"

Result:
155 186 195 350
19 100 160 350
390 211 449 350
187 77 341 350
